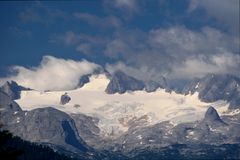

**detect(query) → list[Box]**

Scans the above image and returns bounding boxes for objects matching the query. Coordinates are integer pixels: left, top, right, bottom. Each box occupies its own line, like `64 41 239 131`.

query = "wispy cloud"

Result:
19 1 67 25
49 31 80 45
103 0 141 18
49 31 109 56
74 12 122 29
76 43 92 55
8 27 32 38
111 0 138 11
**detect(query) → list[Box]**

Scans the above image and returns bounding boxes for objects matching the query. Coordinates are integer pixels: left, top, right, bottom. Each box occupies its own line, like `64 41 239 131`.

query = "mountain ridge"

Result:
1 73 240 159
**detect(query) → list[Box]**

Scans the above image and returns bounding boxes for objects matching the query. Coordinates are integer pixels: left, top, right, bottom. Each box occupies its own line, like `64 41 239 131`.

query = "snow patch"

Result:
137 135 143 140
188 131 194 135
16 117 20 123
195 82 199 89
222 109 240 116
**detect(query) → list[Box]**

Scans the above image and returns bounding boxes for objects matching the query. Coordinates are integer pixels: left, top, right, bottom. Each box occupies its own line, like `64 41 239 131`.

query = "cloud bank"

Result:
0 53 239 92
51 25 239 81
103 26 239 79
0 56 100 91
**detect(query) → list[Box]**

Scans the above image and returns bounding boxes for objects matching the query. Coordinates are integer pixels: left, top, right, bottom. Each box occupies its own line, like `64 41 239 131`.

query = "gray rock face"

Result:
60 93 71 105
0 92 90 153
144 81 160 92
156 76 168 89
204 107 223 123
70 113 104 149
105 71 145 94
182 78 200 95
229 93 240 110
0 106 89 153
0 81 30 100
0 90 21 113
0 90 22 127
144 76 168 92
78 75 90 88
182 74 240 109
198 106 227 132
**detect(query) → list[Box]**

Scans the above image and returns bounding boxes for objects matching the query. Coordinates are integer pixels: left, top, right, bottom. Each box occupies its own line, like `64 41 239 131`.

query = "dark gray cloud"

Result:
50 25 239 80
188 0 239 34
104 26 239 79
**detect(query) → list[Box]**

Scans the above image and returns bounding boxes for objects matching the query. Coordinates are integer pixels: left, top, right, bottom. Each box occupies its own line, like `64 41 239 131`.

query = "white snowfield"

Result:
16 74 229 137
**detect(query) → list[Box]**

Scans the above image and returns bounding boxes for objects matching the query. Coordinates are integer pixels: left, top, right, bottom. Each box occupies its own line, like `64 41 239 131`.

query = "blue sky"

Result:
0 0 239 80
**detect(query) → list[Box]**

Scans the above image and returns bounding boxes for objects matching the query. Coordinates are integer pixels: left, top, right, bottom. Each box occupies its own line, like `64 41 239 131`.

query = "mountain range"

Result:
0 70 240 159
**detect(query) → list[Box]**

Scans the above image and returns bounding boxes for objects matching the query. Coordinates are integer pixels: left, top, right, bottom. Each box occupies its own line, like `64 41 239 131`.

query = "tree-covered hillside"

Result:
0 130 71 160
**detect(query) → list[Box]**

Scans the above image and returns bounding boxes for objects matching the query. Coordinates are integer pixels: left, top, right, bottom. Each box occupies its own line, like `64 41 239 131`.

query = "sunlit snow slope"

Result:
16 74 229 136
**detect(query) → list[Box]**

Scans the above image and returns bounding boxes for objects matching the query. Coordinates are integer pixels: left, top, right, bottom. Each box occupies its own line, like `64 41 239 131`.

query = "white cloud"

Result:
0 56 101 91
169 53 240 79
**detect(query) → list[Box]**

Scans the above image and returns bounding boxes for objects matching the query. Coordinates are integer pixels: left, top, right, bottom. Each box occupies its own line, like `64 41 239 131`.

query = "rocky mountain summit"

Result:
105 71 145 94
105 71 169 94
182 74 240 109
60 93 71 105
203 106 226 125
0 80 31 100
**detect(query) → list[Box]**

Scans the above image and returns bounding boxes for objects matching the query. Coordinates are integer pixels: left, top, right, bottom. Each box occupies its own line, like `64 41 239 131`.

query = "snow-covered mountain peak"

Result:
80 74 110 91
15 73 229 137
